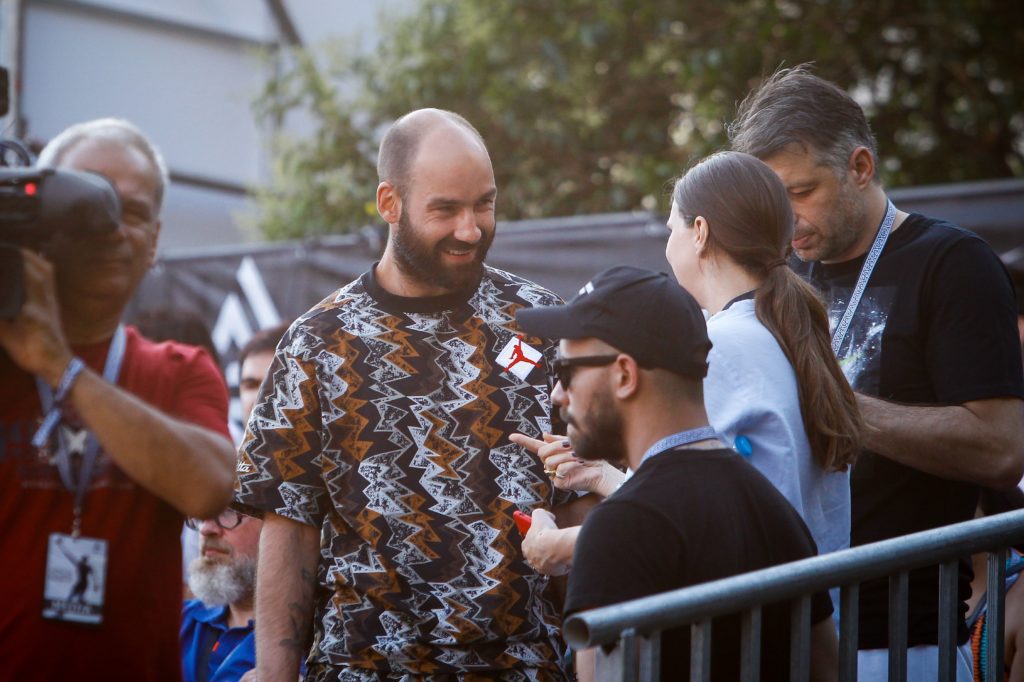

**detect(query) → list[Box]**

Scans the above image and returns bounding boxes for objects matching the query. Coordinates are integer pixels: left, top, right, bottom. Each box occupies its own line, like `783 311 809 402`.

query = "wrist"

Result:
594 465 624 497
42 353 77 390
29 356 87 451
52 357 86 402
592 478 613 497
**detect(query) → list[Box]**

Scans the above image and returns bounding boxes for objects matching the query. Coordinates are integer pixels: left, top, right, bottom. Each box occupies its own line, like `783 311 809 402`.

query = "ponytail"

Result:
756 266 862 471
674 150 863 471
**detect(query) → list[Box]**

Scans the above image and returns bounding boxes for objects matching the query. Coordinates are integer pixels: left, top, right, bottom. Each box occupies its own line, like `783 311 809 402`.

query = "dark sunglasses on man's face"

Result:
185 509 246 531
551 354 619 390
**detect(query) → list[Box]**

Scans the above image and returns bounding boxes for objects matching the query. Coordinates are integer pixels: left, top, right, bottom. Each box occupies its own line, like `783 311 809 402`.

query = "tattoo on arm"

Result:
279 566 317 653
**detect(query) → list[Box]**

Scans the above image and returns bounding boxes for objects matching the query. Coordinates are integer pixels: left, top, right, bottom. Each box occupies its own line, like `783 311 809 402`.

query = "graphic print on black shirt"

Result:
828 286 896 396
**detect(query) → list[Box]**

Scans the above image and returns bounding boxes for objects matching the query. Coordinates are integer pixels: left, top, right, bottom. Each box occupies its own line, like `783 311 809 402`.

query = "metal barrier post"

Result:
637 631 660 682
790 596 811 682
937 559 959 682
690 619 712 682
838 583 859 682
985 548 1008 682
594 629 638 682
619 628 638 682
888 571 909 682
740 606 762 682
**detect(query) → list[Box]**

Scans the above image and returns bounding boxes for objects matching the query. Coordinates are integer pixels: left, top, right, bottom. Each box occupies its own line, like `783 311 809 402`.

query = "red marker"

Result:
513 510 532 535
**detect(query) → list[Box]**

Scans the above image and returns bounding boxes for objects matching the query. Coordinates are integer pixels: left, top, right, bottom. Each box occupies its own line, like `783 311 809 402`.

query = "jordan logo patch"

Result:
497 335 542 381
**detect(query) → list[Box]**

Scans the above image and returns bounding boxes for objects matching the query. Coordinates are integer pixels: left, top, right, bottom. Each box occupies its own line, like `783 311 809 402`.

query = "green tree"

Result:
253 0 1024 240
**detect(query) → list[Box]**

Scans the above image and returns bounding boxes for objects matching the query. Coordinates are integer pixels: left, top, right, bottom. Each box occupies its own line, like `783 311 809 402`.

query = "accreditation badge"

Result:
42 533 107 625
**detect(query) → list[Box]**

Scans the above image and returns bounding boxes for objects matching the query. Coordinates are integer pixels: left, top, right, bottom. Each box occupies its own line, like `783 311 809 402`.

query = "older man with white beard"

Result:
180 326 284 682
180 508 262 682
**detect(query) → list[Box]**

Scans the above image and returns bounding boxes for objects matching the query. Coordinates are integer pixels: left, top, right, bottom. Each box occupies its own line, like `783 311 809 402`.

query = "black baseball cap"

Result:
517 266 711 379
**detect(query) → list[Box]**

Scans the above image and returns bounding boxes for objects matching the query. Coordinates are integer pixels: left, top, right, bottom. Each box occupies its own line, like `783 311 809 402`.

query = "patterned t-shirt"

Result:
236 265 570 681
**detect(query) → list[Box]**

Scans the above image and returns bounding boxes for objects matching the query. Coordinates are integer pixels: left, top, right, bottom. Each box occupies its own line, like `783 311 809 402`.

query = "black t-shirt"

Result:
797 213 1024 648
565 448 832 680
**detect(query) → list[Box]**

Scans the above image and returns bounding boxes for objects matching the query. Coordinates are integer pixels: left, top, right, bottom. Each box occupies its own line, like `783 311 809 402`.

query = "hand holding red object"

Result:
513 510 532 535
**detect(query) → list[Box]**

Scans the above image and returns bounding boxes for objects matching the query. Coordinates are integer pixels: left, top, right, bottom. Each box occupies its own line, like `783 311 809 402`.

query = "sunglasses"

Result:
551 354 619 389
185 509 246 531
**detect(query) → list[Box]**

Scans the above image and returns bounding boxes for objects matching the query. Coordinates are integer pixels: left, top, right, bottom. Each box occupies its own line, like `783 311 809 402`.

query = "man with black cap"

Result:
515 266 838 680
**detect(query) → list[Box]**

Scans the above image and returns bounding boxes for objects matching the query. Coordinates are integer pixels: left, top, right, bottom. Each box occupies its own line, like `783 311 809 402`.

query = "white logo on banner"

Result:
211 257 282 441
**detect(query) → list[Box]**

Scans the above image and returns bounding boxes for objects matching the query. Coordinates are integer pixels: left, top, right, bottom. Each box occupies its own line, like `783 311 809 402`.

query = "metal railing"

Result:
563 509 1024 681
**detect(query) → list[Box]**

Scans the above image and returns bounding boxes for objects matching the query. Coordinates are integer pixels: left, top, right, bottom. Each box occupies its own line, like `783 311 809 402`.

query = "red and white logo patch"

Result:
497 335 543 381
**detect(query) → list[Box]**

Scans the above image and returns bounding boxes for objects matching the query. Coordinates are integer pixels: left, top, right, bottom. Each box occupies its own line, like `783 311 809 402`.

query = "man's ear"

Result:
847 146 875 190
613 354 640 400
377 182 402 224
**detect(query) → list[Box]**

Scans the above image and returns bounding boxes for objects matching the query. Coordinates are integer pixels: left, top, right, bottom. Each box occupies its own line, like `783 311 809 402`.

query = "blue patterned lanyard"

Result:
34 325 126 534
640 425 718 466
831 199 896 356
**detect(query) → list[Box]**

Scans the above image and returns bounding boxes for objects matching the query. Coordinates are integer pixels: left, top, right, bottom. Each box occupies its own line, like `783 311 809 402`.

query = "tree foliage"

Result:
252 0 1024 240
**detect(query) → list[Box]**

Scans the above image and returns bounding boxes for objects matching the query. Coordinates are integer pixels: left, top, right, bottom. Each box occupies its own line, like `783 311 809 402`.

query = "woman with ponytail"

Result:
665 150 862 556
513 150 862 585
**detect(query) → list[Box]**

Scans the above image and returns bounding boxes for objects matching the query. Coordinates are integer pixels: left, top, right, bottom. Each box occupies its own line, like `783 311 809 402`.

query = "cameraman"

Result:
0 119 235 681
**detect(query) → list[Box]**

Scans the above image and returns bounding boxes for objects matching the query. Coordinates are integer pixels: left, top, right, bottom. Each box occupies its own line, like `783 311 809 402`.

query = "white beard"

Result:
188 555 257 606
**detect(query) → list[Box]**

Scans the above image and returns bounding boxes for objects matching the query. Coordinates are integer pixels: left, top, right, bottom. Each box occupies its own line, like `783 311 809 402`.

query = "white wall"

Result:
13 0 413 252
23 2 266 183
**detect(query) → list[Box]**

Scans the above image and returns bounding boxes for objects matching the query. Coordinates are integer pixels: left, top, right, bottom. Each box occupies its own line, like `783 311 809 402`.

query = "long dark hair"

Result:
673 151 862 471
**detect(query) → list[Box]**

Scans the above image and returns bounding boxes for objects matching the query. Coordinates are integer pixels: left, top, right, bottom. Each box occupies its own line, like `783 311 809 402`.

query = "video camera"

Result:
0 165 121 319
0 65 122 319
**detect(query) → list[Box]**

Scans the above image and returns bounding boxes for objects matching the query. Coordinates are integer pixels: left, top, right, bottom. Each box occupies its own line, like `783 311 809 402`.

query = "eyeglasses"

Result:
552 354 619 389
185 509 246 531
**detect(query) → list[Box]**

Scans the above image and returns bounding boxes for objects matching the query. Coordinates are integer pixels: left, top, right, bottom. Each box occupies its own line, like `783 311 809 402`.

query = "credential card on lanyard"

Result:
37 325 125 626
830 200 896 356
42 533 108 626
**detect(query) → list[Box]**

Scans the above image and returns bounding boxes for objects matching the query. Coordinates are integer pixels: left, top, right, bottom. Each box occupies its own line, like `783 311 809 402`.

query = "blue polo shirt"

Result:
180 600 255 682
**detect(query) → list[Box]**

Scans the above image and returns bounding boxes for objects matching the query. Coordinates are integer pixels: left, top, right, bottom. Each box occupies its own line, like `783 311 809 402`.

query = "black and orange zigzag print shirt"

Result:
236 265 572 681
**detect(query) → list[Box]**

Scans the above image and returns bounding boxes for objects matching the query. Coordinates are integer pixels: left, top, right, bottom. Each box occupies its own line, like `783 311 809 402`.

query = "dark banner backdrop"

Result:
125 180 1024 439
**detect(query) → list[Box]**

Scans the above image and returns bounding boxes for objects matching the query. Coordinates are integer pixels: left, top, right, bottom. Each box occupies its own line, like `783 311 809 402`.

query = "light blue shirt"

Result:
704 299 851 557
